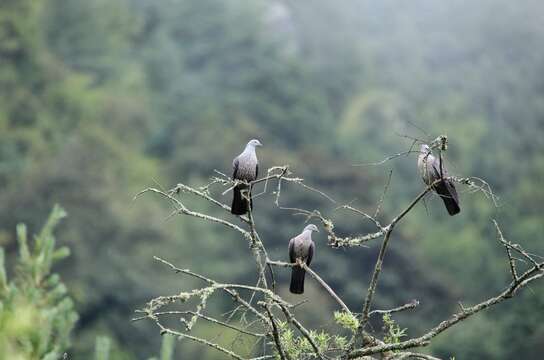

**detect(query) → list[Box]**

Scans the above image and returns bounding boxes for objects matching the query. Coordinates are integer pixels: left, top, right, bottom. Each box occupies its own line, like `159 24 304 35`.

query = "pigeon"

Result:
418 144 460 216
231 139 262 215
288 224 318 294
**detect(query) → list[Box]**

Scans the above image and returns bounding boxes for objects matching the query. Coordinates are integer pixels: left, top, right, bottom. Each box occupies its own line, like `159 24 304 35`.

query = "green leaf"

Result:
95 336 111 360
16 223 30 264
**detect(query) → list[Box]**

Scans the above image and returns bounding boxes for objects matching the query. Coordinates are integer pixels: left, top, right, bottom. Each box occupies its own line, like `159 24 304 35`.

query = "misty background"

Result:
1 0 543 358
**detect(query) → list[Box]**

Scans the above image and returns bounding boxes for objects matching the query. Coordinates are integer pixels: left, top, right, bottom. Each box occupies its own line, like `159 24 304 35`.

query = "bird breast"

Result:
236 153 258 181
293 237 310 259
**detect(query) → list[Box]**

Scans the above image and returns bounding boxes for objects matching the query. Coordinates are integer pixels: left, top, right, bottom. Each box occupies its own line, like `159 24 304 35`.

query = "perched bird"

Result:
417 144 460 216
288 224 318 294
231 139 262 215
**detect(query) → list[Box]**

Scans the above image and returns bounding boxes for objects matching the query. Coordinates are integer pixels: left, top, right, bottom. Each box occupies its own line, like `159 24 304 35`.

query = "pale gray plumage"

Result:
231 139 262 215
288 224 318 294
417 144 460 216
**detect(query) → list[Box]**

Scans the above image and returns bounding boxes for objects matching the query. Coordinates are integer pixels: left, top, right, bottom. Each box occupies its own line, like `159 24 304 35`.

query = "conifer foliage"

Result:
0 205 77 360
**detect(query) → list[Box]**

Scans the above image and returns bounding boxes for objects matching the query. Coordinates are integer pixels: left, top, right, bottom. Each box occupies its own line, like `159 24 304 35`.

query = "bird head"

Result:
420 144 431 154
247 139 263 148
303 224 319 233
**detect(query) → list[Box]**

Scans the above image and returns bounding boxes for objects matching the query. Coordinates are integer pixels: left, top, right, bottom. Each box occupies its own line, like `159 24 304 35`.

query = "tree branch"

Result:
137 162 542 360
359 186 433 332
368 300 419 317
302 262 352 315
348 261 544 358
278 303 327 360
263 303 291 360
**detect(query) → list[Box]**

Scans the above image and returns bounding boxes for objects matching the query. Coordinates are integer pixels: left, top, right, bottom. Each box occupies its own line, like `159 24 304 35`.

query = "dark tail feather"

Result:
435 180 460 216
231 185 249 215
290 267 306 294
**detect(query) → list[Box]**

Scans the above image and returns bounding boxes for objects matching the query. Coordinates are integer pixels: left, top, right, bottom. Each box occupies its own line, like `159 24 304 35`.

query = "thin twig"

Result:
374 169 393 219
368 300 419 317
246 204 269 290
278 304 327 360
353 150 420 167
153 256 270 323
348 261 544 358
156 322 246 360
267 259 351 314
359 185 434 331
263 303 291 360
134 310 265 337
493 220 518 281
134 187 249 236
337 205 384 230
391 352 443 360
302 263 352 315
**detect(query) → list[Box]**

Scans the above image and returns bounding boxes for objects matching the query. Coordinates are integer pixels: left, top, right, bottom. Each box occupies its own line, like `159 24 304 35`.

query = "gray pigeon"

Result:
288 224 318 294
417 144 460 216
231 139 262 215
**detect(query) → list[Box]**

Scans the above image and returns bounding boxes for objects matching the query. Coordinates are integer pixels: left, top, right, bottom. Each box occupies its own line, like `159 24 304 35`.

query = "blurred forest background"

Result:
1 0 543 358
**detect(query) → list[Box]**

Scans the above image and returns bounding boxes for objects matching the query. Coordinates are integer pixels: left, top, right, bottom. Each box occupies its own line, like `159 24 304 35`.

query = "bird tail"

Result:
290 266 306 294
231 185 250 215
435 179 460 216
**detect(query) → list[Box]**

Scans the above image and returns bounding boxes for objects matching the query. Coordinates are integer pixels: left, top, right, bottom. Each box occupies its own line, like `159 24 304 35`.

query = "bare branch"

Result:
266 259 352 315
175 182 244 220
279 206 384 248
278 304 327 360
217 165 336 204
337 205 385 231
134 310 265 337
453 176 499 207
492 220 539 269
391 352 443 360
263 303 291 360
349 262 544 358
156 323 246 360
152 256 269 323
134 187 249 236
374 169 393 219
359 186 434 332
302 262 352 315
493 220 518 281
246 204 269 290
137 161 542 360
353 150 419 167
368 300 419 317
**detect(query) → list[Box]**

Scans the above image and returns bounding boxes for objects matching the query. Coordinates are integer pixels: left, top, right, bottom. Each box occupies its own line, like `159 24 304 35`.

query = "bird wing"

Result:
431 154 448 179
232 157 239 180
288 237 296 263
431 155 459 203
306 241 314 267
